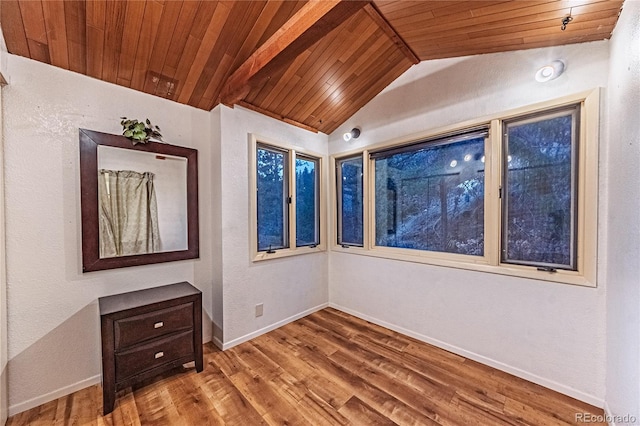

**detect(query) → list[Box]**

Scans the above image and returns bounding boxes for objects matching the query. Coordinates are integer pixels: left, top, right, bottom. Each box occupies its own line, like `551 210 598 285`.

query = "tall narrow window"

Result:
502 105 579 270
296 154 320 247
372 130 487 255
256 144 289 252
336 155 363 246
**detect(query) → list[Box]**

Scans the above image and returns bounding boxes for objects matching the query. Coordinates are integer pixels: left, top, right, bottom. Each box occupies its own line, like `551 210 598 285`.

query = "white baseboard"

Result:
329 302 605 408
8 374 101 417
221 302 329 350
212 336 224 350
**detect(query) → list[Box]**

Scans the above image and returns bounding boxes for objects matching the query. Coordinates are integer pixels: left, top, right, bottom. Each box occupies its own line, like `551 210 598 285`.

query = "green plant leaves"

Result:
120 117 163 145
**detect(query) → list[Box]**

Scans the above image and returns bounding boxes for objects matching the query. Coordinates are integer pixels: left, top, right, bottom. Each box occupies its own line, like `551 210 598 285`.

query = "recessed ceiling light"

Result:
535 60 565 82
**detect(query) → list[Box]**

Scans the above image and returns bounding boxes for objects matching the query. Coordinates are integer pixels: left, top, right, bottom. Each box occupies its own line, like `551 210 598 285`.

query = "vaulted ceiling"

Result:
0 0 623 134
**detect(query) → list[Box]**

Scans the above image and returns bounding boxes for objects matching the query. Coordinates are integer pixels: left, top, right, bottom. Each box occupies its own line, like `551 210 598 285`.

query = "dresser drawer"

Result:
114 302 193 349
115 330 194 382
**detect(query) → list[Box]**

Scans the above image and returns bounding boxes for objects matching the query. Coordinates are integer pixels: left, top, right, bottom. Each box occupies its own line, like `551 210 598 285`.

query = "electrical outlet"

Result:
255 303 264 317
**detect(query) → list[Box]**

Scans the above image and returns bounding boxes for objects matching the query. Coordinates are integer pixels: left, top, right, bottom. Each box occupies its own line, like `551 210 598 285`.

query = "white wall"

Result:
218 105 329 347
209 106 224 345
0 86 8 426
0 24 8 426
2 55 213 415
328 41 610 405
605 0 640 423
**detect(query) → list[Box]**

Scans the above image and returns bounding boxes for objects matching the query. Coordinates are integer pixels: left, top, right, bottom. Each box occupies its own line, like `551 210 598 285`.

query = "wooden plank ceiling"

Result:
0 0 623 134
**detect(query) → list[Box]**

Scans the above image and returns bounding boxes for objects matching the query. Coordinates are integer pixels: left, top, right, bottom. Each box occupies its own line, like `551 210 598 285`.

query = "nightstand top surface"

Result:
99 282 200 315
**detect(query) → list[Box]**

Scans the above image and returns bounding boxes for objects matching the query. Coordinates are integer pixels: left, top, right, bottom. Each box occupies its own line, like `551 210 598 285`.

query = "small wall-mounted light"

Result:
535 60 565 82
343 128 361 142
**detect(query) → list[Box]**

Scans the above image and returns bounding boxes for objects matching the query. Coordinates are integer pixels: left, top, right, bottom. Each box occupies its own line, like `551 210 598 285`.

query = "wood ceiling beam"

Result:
363 3 420 64
219 0 369 107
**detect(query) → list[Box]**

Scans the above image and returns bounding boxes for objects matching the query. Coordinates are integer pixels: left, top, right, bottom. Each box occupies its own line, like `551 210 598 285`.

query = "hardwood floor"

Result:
8 308 606 425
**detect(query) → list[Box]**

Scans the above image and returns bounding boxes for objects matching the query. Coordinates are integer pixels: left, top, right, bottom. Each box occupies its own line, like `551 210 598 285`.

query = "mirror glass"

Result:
97 146 188 258
80 129 199 272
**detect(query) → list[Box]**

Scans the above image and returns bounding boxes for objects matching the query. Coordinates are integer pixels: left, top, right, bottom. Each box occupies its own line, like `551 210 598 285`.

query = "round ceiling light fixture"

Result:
535 60 565 83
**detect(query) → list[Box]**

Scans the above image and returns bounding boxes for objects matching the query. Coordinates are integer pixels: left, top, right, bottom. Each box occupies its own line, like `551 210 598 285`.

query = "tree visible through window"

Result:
337 156 363 246
502 106 579 270
332 95 598 285
255 141 322 254
257 144 288 252
373 134 486 255
296 155 319 247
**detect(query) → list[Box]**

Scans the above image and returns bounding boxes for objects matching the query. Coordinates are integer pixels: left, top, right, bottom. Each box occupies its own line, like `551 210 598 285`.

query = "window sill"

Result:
330 244 596 288
252 244 326 262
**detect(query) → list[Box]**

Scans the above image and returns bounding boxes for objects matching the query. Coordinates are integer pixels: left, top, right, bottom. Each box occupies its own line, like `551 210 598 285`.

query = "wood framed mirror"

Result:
79 129 199 272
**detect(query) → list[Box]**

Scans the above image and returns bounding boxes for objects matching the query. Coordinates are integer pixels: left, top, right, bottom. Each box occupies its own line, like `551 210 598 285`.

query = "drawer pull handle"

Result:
155 351 164 359
154 321 164 329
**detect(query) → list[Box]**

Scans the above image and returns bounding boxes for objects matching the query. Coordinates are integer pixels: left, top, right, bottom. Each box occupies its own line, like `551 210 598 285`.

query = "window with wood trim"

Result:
332 91 599 287
251 136 325 261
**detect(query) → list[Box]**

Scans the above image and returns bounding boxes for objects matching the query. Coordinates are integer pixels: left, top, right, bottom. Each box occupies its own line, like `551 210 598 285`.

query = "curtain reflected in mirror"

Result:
97 145 189 259
98 170 160 257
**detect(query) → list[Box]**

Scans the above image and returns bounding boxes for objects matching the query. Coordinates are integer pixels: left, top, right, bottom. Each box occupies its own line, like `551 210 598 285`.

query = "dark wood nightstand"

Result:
99 282 203 415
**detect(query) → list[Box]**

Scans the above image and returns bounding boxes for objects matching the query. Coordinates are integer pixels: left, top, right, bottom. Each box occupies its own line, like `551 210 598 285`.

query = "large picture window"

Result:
372 131 486 255
251 136 325 260
332 91 599 286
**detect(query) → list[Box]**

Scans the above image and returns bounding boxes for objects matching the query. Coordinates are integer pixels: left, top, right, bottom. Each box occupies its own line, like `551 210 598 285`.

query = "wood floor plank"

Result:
7 309 606 426
192 362 264 425
269 374 350 426
253 333 353 409
338 396 398 426
226 369 309 425
286 338 445 425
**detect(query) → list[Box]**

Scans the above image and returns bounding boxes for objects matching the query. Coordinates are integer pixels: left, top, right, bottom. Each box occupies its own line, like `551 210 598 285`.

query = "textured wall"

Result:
0 24 8 425
218 105 329 347
1 88 8 426
208 106 224 345
328 41 610 404
605 0 640 423
2 55 213 414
